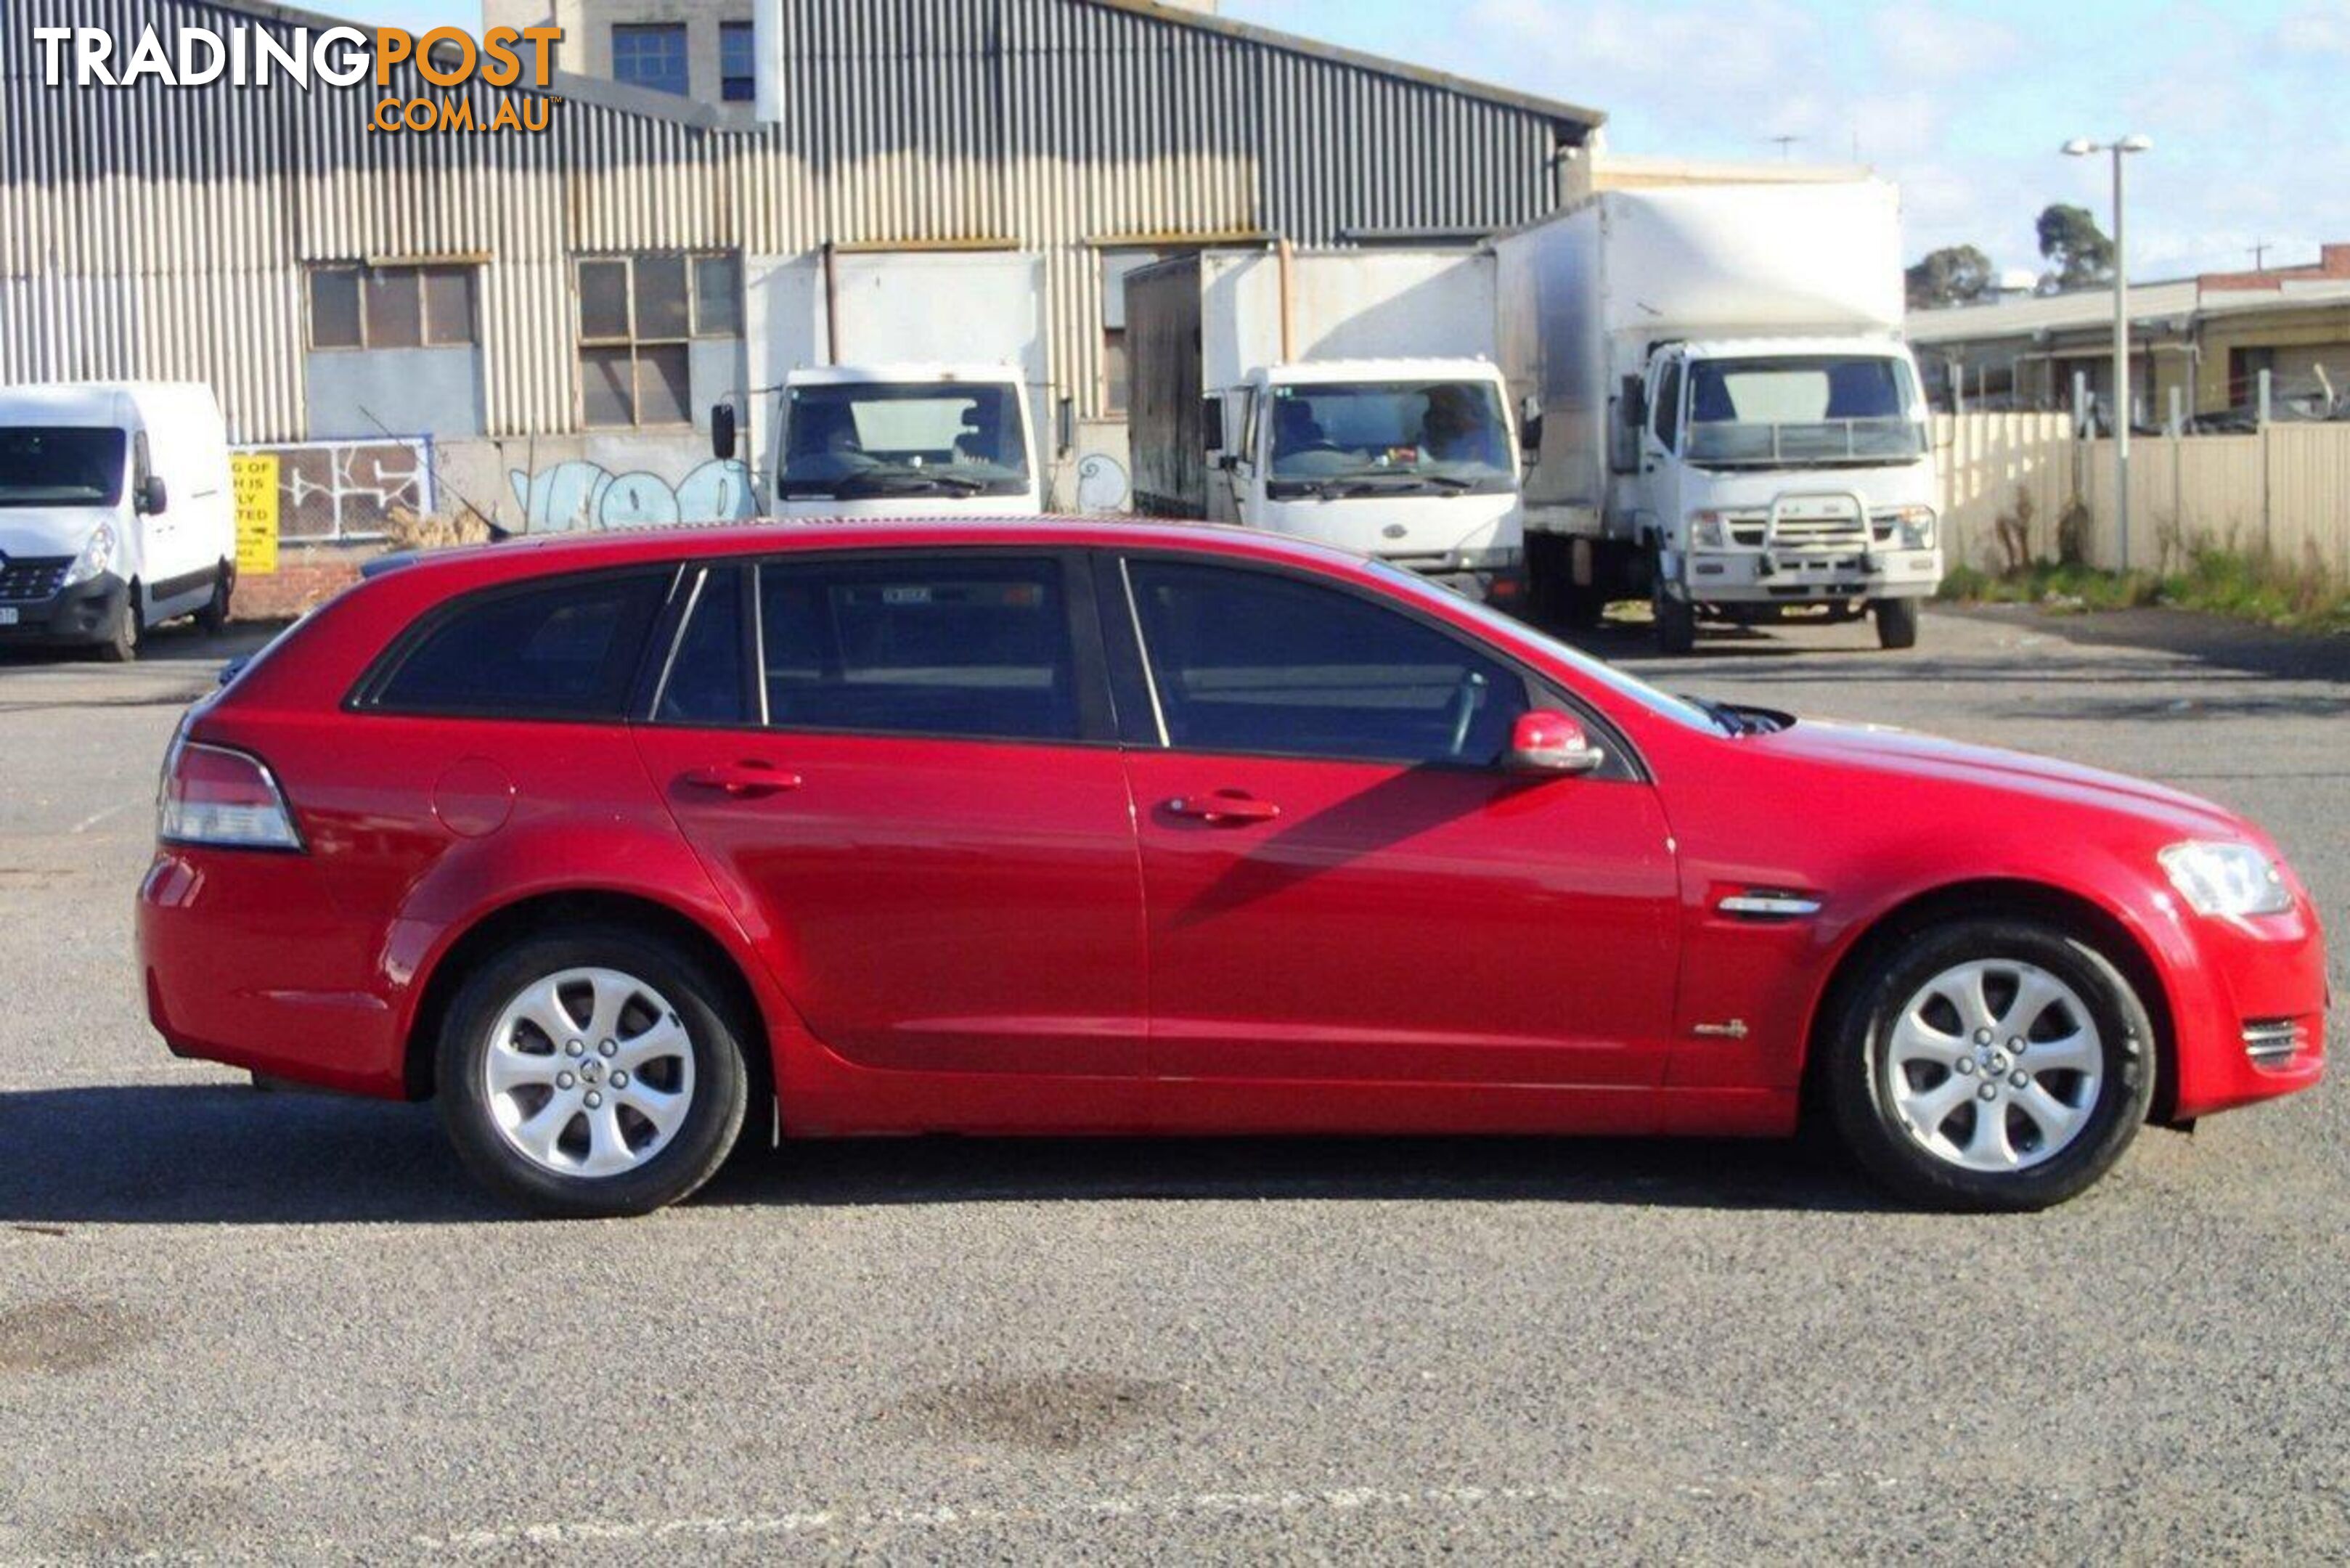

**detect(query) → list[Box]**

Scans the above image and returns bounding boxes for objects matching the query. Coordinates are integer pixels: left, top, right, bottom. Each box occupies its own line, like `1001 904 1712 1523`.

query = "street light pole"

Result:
2063 134 2152 572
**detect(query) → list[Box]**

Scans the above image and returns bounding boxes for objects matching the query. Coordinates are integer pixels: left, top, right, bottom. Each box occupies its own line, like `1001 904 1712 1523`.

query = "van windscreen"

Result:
0 428 128 508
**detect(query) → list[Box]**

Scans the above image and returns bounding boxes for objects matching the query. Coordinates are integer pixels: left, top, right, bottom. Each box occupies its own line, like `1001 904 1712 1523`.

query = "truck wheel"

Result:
195 563 234 634
1652 584 1697 656
97 581 142 663
1873 597 1920 650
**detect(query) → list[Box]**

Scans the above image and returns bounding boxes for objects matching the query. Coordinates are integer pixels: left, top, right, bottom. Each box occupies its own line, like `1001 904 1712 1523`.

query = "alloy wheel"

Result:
1882 958 2104 1173
481 966 697 1179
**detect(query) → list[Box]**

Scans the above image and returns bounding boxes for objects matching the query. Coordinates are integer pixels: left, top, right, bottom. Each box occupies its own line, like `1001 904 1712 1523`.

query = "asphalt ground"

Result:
1 605 2344 1562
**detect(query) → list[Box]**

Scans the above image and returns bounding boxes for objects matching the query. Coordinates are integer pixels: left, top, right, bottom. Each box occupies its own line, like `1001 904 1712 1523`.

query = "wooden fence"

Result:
1932 413 2350 580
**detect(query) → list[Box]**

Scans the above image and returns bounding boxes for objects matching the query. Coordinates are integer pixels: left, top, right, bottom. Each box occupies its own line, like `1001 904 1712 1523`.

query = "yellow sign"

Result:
232 453 280 576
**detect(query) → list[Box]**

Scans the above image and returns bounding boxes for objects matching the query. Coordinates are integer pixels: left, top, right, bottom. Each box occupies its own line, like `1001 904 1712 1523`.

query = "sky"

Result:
317 0 2350 283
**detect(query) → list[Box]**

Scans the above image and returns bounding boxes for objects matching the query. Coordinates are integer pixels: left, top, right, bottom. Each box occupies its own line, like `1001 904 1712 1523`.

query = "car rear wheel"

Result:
1827 918 2154 1210
437 925 751 1217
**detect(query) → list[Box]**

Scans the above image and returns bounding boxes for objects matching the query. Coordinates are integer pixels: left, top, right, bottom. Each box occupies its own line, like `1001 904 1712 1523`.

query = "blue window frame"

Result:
720 23 755 103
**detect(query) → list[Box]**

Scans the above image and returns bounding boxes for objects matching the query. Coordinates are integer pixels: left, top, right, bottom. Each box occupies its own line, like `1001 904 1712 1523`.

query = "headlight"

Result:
1688 510 1730 550
2160 841 2293 918
1881 505 1935 550
61 521 119 587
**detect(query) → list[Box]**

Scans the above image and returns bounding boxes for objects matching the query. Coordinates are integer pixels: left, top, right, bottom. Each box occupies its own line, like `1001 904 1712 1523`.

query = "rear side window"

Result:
370 571 669 719
1125 560 1529 765
656 565 748 725
757 557 1079 742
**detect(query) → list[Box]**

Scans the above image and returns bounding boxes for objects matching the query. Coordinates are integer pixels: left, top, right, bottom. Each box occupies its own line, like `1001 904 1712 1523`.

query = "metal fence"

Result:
1933 412 2350 581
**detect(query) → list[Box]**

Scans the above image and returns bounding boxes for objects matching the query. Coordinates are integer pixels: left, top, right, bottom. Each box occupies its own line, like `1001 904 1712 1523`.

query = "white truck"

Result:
0 382 236 661
725 249 1053 518
1125 247 1525 605
1493 180 1941 651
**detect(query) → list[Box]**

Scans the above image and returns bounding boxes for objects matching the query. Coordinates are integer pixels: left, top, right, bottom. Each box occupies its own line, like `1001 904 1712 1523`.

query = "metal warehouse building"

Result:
0 0 1602 532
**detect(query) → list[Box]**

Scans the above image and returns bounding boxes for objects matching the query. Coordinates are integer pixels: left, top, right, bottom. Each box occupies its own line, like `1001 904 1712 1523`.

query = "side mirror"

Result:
709 403 738 462
1620 377 1647 432
1504 709 1604 776
1057 395 1076 458
1201 396 1225 454
137 475 168 515
1519 412 1543 457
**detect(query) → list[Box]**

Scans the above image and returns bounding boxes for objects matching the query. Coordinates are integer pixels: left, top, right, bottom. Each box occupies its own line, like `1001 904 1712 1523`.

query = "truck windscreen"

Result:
0 427 127 508
1681 358 1926 465
780 383 1030 501
1266 381 1514 499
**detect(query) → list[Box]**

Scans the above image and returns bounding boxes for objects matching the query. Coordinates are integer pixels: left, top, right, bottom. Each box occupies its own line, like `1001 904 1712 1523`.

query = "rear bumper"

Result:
137 845 412 1098
1680 547 1943 605
2164 902 2328 1120
0 572 126 646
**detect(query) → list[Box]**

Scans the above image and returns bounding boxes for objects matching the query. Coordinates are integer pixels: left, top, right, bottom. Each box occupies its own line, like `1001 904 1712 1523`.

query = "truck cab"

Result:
760 363 1042 520
1207 359 1525 605
0 382 235 661
1629 338 1940 650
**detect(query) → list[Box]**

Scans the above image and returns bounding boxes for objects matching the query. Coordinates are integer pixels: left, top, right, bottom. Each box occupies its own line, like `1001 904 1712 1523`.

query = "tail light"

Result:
159 740 303 851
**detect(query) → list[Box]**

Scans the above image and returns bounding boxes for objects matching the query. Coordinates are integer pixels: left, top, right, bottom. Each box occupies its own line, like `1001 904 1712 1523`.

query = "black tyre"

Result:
1826 918 2154 1211
1873 597 1920 650
195 563 234 634
436 923 751 1217
1652 583 1697 656
1556 576 1607 632
96 581 142 663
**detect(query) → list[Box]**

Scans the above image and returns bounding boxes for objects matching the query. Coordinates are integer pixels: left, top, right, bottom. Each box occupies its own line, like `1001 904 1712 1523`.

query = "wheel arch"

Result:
401 888 774 1114
1800 878 2182 1127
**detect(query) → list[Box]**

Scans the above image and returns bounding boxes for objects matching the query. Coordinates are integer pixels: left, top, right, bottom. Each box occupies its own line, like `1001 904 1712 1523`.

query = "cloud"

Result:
1229 0 2350 281
1868 7 2020 80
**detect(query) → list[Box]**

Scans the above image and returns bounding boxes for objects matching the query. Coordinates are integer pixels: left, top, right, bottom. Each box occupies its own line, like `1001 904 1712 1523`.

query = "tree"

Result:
1906 244 1996 309
2036 203 2116 290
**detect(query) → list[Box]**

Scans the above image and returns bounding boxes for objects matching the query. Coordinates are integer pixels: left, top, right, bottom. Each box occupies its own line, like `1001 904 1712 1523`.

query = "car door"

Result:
632 550 1148 1085
1105 552 1681 1114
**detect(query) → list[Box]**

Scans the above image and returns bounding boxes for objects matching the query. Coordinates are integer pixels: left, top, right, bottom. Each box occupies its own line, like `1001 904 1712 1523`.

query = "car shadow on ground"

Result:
0 1083 1896 1226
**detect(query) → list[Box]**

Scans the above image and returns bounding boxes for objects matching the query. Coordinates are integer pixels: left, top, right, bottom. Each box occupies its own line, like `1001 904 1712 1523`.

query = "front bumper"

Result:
1679 547 1943 604
2163 899 2328 1120
0 571 126 646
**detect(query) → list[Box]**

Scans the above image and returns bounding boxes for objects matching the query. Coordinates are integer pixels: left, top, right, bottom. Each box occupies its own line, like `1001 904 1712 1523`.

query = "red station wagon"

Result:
136 520 2326 1215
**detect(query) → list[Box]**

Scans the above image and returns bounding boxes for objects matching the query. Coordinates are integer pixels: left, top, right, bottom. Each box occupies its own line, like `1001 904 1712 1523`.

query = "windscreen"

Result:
1265 380 1514 498
779 383 1030 502
0 427 128 508
1682 357 1926 465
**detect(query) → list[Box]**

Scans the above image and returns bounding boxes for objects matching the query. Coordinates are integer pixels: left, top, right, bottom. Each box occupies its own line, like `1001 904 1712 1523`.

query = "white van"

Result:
0 383 237 661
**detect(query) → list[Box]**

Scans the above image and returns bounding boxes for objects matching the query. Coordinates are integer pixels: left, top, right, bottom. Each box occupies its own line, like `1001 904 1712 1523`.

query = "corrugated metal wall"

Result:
1 0 1586 443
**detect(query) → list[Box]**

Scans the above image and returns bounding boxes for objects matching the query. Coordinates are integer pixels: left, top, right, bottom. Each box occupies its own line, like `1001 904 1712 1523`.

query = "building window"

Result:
576 253 741 428
309 263 476 351
719 22 755 103
611 23 688 97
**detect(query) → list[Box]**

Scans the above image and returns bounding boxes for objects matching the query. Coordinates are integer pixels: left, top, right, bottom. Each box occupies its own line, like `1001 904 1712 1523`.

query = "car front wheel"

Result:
1827 918 2155 1210
437 925 751 1217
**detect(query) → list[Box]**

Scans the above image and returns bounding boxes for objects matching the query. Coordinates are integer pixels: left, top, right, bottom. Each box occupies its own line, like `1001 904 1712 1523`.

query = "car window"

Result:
656 565 748 725
371 571 669 719
1125 560 1530 765
1653 359 1681 452
757 557 1079 742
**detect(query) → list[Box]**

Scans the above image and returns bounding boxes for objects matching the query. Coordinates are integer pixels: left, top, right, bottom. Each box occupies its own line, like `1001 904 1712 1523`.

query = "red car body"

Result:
137 520 2325 1146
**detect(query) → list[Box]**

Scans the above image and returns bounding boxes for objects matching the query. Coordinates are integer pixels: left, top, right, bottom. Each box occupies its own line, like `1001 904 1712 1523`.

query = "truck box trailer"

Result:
732 249 1052 518
1127 247 1524 603
1493 180 1943 650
